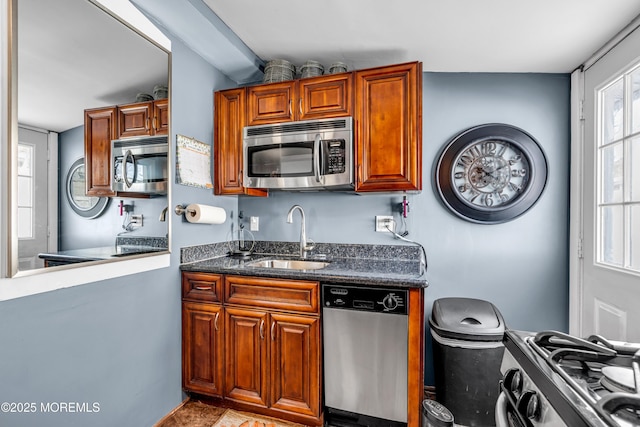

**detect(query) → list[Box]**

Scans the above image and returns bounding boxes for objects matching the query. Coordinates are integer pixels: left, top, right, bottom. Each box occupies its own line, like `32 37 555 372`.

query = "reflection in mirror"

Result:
66 158 109 219
15 0 170 273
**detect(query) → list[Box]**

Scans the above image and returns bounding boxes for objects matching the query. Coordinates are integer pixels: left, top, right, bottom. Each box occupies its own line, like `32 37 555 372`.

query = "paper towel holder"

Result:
175 204 196 218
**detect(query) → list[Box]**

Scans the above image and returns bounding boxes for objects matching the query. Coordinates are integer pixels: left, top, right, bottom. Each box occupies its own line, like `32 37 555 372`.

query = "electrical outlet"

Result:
131 214 143 226
375 215 394 232
250 216 259 231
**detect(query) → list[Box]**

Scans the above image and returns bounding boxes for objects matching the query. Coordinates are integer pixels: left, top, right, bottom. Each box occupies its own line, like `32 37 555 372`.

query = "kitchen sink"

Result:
246 259 329 270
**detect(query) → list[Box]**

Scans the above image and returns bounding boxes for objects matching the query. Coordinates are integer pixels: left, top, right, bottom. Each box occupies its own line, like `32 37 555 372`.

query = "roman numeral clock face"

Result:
436 124 547 224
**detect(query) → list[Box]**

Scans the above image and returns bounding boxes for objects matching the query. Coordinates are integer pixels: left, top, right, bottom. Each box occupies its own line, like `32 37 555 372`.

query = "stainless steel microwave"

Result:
243 117 353 190
111 136 168 195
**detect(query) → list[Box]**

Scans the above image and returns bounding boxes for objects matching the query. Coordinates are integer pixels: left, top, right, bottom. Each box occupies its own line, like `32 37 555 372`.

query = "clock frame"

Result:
435 124 548 224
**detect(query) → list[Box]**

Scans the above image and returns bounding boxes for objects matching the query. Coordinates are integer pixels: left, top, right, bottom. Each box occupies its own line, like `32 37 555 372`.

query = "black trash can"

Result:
422 399 454 427
429 298 505 427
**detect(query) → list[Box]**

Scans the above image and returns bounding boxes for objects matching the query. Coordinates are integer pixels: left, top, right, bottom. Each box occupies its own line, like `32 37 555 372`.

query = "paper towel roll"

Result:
185 204 226 224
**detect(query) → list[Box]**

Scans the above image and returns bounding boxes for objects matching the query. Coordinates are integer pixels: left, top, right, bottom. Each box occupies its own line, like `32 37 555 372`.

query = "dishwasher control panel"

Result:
322 284 407 315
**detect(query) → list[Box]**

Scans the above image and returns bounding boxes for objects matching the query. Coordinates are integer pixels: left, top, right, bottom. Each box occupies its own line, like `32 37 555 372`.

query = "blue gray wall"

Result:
0 38 236 427
240 72 571 384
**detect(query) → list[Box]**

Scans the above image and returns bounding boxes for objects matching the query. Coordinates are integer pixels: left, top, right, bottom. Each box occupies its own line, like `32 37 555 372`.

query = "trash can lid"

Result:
429 297 505 341
422 399 454 427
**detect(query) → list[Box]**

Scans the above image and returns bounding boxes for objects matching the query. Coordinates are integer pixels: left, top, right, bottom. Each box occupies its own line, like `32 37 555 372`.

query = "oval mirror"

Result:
66 158 109 219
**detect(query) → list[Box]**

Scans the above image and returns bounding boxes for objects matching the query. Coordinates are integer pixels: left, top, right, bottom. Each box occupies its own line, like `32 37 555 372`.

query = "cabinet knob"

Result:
259 319 265 340
214 312 219 331
299 98 303 115
271 322 276 341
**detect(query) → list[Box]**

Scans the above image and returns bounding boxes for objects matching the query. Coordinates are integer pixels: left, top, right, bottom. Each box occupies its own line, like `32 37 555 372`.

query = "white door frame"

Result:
568 16 640 336
569 69 584 336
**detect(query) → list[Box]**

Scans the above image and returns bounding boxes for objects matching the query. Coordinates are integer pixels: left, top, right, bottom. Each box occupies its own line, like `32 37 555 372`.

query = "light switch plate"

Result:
250 216 259 231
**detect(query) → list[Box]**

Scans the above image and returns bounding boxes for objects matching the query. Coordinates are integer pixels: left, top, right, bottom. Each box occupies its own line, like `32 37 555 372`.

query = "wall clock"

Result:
435 124 547 224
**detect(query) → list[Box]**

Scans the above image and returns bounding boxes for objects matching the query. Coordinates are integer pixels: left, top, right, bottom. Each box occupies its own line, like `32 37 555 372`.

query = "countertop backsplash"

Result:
181 240 423 264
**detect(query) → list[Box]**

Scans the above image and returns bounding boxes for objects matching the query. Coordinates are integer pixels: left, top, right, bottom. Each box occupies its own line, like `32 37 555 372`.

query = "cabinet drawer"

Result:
224 275 319 314
182 272 223 302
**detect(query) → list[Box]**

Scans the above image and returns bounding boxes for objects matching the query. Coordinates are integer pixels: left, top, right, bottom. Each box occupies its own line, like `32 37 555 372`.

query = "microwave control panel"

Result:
323 139 346 175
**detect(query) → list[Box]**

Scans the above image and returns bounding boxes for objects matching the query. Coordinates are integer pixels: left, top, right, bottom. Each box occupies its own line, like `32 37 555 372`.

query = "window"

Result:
597 62 640 271
17 143 34 239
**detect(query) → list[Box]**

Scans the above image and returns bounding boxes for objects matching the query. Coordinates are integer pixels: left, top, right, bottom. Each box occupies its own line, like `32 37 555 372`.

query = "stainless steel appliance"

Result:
243 117 353 190
322 283 408 427
111 136 168 195
497 329 640 427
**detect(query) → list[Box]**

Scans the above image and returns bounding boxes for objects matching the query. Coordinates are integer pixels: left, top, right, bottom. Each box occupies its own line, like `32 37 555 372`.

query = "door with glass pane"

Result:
17 127 49 270
581 27 640 342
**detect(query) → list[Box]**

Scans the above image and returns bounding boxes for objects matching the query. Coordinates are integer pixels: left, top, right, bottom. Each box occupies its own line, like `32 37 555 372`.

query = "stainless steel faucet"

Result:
287 205 315 259
159 206 168 222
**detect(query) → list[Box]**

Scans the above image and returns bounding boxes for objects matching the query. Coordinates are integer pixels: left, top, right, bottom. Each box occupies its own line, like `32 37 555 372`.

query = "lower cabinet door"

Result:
225 307 269 407
182 302 224 396
270 313 321 418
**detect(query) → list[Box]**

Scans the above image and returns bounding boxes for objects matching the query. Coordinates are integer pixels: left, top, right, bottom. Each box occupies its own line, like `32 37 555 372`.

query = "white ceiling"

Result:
17 0 640 134
18 0 168 133
202 0 640 73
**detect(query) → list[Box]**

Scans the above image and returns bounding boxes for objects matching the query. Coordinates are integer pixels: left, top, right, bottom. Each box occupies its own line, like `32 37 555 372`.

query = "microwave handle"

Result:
314 134 322 183
123 149 136 188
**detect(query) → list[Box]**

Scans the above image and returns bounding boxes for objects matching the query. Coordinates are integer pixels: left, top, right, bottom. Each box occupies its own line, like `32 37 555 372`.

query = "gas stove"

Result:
498 330 640 427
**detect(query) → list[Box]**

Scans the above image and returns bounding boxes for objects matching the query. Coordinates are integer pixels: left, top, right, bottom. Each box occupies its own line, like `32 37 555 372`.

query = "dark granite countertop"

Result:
180 241 428 289
39 245 167 263
39 237 168 264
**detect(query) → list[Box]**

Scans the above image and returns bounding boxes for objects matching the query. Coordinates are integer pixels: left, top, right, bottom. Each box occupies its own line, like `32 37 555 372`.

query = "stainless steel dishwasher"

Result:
322 283 408 427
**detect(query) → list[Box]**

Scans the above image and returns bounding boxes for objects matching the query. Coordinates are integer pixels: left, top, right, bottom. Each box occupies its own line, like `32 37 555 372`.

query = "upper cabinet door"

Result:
153 98 169 135
117 101 153 139
298 73 353 121
84 107 116 197
214 88 246 195
247 75 354 125
355 62 422 192
214 89 268 196
247 82 295 126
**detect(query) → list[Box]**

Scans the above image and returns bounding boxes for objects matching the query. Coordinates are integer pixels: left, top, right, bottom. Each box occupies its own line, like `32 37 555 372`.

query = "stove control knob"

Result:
517 390 540 421
382 294 398 311
504 368 523 394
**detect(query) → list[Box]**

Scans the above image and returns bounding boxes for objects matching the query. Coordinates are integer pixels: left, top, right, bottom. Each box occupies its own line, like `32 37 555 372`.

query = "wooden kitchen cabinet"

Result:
182 271 223 303
84 98 169 198
246 73 353 126
214 88 267 196
224 306 269 407
84 106 117 197
180 272 322 425
181 272 322 425
153 98 170 135
182 272 225 397
269 312 321 419
213 62 423 194
223 275 322 424
224 307 321 421
354 61 422 192
117 99 168 139
182 301 225 397
214 75 352 195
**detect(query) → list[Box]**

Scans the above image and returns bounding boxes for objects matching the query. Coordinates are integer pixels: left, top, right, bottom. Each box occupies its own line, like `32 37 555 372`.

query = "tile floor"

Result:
156 400 227 427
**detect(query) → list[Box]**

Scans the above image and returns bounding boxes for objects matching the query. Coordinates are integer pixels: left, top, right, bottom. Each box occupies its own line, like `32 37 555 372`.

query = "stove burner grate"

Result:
528 330 640 426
